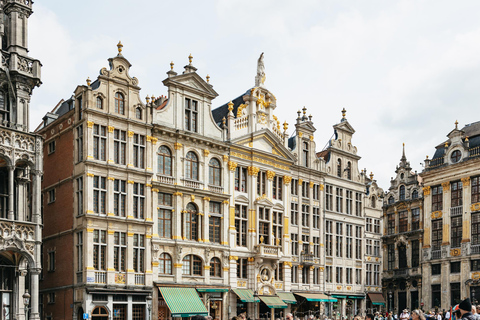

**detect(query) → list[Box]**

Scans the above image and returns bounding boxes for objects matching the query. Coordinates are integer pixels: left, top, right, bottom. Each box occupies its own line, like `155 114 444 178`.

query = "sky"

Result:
28 0 480 191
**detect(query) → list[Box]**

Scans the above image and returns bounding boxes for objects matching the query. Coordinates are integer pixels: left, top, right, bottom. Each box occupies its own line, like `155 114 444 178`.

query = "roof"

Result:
212 89 251 126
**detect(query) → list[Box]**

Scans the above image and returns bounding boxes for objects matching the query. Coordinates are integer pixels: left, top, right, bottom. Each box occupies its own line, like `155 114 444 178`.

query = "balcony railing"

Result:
135 273 145 285
157 175 175 185
254 243 279 256
301 253 315 266
394 269 407 276
472 245 480 255
451 206 463 216
431 250 441 260
182 179 204 189
208 185 224 194
94 271 106 284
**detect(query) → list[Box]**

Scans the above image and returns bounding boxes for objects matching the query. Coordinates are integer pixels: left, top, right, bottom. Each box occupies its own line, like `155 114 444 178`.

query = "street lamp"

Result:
146 294 153 320
326 291 332 319
254 290 259 320
388 291 393 315
23 290 30 320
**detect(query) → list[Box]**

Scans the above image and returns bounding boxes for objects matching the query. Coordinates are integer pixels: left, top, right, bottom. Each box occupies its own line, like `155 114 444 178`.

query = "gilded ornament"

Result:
228 101 234 112
174 142 183 150
127 131 134 138
173 192 183 196
298 179 303 184
442 182 450 191
283 121 288 132
108 126 115 133
260 235 264 244
431 211 442 219
248 166 259 176
462 177 471 186
237 104 247 117
151 137 158 144
86 173 94 177
229 256 239 261
283 261 292 267
87 121 94 128
127 180 134 184
450 248 461 257
309 181 314 188
320 184 324 191
247 257 255 262
423 186 431 196
266 170 276 180
471 203 480 212
191 195 195 201
203 149 210 157
203 197 211 201
228 161 238 171
298 132 303 137
309 135 314 141
223 155 229 162
283 176 292 185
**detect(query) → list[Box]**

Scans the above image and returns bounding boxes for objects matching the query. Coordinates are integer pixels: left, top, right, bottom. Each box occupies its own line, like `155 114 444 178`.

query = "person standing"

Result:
458 298 475 320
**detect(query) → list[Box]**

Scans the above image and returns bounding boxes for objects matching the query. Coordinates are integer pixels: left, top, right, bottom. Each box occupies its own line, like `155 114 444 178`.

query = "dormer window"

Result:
337 159 342 178
451 150 461 163
115 92 125 115
412 190 418 199
185 98 198 132
303 142 309 167
96 96 103 109
399 185 405 201
135 107 142 120
346 162 352 180
388 196 394 204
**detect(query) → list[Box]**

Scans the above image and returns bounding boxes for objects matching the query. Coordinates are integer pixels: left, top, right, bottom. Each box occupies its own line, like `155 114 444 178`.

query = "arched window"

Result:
337 159 342 178
92 306 109 318
159 253 172 275
210 257 221 278
303 142 309 167
96 96 103 109
135 107 142 120
182 254 202 276
185 151 199 180
388 196 394 204
346 162 352 180
399 185 406 201
412 190 418 199
209 158 221 186
184 203 199 241
371 196 376 208
114 92 125 115
158 146 172 176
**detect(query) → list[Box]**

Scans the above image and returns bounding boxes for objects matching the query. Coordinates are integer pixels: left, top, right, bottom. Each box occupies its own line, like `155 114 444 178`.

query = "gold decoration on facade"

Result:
173 192 183 196
222 200 229 204
87 121 94 128
462 177 471 186
298 132 303 137
86 77 91 86
276 238 281 246
151 137 158 144
127 131 134 138
266 170 276 180
236 104 247 117
229 256 239 261
188 53 193 64
471 203 480 212
472 272 480 280
309 181 314 188
174 142 183 150
248 166 260 176
423 186 431 195
298 179 303 184
283 261 292 267
247 257 255 262
108 126 115 133
203 197 211 201
190 195 195 201
86 173 94 177
152 188 159 192
228 161 238 171
431 211 443 219
203 149 210 157
442 182 450 191
206 75 210 83
228 101 234 112
451 248 461 256
117 41 123 53
283 176 292 185
320 184 324 191
260 235 264 244
283 121 288 132
223 155 229 162
309 135 314 141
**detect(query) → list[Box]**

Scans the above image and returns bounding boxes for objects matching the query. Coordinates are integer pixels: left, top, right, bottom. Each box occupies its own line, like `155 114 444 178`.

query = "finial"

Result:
297 110 301 118
188 53 193 65
117 41 123 54
342 108 346 119
466 136 469 142
426 155 429 159
444 141 449 148
146 95 150 103
222 117 226 126
455 120 458 129
170 61 174 70
227 101 234 112
86 77 91 86
206 75 210 83
309 114 312 121
369 172 374 180
302 106 307 115
283 121 288 132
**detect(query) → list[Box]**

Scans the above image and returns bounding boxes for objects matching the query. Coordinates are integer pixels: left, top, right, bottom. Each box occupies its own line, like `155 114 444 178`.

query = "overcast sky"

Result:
29 0 480 191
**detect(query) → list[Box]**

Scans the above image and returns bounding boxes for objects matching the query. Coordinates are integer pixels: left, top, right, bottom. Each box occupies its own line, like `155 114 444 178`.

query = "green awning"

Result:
277 292 297 304
159 287 208 318
348 296 365 299
368 293 386 306
196 288 229 292
294 293 337 302
259 296 288 309
233 289 260 303
332 295 347 299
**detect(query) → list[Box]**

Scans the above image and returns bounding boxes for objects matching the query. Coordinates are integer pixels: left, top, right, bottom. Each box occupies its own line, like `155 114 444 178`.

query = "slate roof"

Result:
212 89 251 126
432 121 480 159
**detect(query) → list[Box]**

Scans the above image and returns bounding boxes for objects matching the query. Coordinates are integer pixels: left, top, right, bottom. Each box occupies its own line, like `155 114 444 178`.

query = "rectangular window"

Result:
313 236 320 257
272 211 283 246
451 216 463 248
291 203 298 226
336 187 343 213
133 234 145 272
302 181 309 198
133 183 145 219
93 230 106 270
355 268 361 285
77 96 83 120
473 212 480 245
48 140 56 154
411 208 420 230
326 221 333 257
374 219 381 234
301 204 310 227
93 124 107 161
355 192 362 216
325 266 332 283
346 190 353 215
313 267 319 285
158 193 172 239
388 244 395 270
237 258 248 279
336 267 343 283
185 98 198 132
366 239 372 256
302 265 309 284
291 233 298 256
48 188 56 204
387 213 395 235
292 266 298 283
472 259 480 271
113 129 126 165
411 240 419 267
355 226 362 260
93 176 106 215
302 235 310 254
273 176 283 200
473 176 480 204
76 125 83 162
133 134 145 168
374 264 380 285
451 282 461 306
313 207 320 229
76 177 83 215
48 250 55 272
326 185 333 211
114 232 126 272
313 184 320 200
451 181 463 208
432 284 441 308
336 222 343 257
432 185 443 211
257 171 266 196
114 179 127 217
275 263 284 281
235 204 247 247
291 179 298 196
346 268 352 284
346 224 352 259
366 218 372 232
209 202 222 244
431 264 441 275
451 261 461 273
432 219 443 250
399 211 408 232
234 166 248 192
76 231 83 272
366 264 372 285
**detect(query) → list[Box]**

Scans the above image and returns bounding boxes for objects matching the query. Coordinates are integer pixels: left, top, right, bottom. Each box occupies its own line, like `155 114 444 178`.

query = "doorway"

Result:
398 292 407 315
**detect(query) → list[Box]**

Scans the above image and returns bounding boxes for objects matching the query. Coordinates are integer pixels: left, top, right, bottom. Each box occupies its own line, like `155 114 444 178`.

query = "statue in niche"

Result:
255 53 266 87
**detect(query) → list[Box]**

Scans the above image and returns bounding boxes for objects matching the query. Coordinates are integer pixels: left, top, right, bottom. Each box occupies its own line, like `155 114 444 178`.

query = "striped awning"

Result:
368 293 386 306
159 287 208 317
196 288 229 292
233 289 260 303
277 292 297 304
294 293 337 302
259 296 288 309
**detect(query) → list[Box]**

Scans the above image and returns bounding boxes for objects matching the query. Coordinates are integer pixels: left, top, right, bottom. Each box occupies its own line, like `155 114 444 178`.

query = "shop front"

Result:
366 293 386 314
158 287 209 319
293 293 337 319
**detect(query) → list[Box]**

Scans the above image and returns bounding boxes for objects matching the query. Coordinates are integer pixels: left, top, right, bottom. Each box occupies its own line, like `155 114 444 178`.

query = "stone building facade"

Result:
38 46 384 320
420 121 480 310
382 146 423 313
0 1 43 320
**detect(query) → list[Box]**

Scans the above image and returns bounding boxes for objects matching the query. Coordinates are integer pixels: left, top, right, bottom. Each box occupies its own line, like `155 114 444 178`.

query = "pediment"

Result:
231 129 295 163
297 121 316 133
163 72 218 99
334 120 355 134
254 196 274 206
235 195 249 203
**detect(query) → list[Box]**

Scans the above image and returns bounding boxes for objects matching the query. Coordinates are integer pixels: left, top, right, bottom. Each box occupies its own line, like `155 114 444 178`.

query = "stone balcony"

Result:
254 243 281 258
301 253 315 266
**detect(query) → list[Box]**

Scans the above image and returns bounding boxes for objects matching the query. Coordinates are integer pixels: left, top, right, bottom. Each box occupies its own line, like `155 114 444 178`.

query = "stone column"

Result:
461 177 471 244
107 230 115 284
29 268 41 320
127 231 134 285
442 182 451 247
8 165 14 219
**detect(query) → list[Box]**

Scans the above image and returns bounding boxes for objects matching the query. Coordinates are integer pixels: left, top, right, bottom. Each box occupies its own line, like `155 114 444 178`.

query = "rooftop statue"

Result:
255 52 266 87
